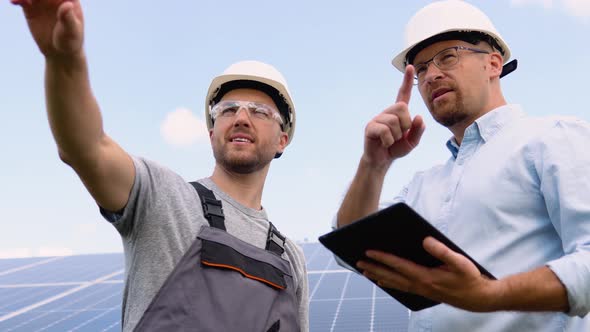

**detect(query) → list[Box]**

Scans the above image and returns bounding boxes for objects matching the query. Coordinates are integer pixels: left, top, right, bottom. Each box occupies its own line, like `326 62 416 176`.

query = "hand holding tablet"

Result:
319 203 495 311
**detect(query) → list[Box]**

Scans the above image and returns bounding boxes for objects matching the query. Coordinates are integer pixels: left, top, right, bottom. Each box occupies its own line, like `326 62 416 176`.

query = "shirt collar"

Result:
445 104 525 158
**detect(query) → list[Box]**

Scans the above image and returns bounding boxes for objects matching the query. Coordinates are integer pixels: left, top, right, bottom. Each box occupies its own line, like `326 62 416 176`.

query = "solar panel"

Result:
0 244 409 331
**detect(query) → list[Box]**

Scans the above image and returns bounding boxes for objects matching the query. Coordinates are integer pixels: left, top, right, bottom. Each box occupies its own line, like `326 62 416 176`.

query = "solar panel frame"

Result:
0 244 409 332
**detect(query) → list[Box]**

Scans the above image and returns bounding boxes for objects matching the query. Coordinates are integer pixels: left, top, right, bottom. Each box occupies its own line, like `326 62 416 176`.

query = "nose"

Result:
232 106 252 127
422 62 444 84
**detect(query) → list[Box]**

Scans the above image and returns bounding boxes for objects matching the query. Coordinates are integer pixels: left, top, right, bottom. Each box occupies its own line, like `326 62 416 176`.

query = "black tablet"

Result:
318 202 495 311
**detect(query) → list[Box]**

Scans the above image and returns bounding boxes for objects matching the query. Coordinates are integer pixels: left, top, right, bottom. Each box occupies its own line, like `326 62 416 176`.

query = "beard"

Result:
212 143 275 174
431 104 470 128
426 87 470 128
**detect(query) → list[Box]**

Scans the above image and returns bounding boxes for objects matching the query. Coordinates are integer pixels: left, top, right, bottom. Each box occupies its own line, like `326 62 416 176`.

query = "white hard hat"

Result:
205 60 296 145
392 0 511 72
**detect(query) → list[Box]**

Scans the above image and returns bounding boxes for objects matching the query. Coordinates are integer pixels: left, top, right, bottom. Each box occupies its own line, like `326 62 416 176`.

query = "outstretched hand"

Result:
11 0 84 57
357 237 499 312
363 65 426 170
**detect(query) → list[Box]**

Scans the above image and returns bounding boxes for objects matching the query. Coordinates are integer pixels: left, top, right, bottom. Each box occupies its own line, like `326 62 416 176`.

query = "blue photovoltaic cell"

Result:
374 298 410 331
326 257 345 270
0 243 409 331
0 283 122 332
105 275 125 282
0 254 123 285
0 285 75 313
0 257 50 272
309 299 339 331
344 273 374 298
302 242 323 259
306 247 337 270
307 273 322 293
311 273 350 300
332 298 373 331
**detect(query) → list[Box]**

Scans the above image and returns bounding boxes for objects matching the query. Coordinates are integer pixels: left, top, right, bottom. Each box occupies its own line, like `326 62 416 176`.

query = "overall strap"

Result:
190 182 226 231
266 222 286 256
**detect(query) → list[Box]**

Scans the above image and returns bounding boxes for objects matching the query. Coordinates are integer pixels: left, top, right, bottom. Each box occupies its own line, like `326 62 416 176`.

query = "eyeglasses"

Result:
210 100 284 125
413 46 490 85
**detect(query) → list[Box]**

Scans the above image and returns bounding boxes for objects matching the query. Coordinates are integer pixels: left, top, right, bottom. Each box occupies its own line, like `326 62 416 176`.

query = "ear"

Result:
209 129 214 141
488 52 504 79
276 131 289 155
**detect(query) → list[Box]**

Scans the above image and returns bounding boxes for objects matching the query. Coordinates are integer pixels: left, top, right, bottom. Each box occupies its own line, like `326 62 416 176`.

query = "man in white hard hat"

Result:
335 0 590 330
12 0 308 331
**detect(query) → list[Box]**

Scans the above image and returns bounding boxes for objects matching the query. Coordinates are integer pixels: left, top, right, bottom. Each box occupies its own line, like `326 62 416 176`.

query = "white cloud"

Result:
0 247 74 258
160 108 209 147
510 0 590 18
563 0 590 17
0 248 33 259
37 247 74 257
510 0 554 9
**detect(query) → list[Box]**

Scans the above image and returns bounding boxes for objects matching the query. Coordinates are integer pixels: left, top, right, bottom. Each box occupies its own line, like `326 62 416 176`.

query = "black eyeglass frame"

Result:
413 46 490 85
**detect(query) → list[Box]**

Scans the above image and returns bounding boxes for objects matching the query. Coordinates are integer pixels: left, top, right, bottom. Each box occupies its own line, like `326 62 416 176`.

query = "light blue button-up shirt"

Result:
377 104 590 331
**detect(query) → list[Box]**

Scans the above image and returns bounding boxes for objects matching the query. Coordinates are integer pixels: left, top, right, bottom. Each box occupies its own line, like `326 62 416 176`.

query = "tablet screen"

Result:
319 202 495 311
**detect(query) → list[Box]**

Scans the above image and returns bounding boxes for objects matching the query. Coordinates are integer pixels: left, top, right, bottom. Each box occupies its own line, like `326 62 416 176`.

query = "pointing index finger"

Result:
396 65 415 104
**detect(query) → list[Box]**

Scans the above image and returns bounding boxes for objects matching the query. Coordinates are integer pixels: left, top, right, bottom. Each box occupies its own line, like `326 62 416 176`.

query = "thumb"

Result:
54 1 84 53
57 2 78 31
405 115 425 147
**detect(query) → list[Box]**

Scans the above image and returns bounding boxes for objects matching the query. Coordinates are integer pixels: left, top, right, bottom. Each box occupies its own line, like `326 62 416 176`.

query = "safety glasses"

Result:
210 100 283 125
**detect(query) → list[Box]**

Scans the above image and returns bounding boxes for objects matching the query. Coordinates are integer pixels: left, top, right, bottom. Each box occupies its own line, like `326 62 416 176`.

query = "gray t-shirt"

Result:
101 156 309 332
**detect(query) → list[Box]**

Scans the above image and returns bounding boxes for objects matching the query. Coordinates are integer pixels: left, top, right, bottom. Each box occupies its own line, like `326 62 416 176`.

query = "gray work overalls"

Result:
134 182 300 332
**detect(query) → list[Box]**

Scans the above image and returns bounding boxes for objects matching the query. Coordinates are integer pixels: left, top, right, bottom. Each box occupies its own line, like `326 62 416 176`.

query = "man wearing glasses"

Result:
11 0 308 331
335 1 590 331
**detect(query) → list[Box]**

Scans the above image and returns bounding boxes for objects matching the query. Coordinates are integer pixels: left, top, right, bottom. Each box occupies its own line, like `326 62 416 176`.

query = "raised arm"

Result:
337 66 425 227
13 0 134 212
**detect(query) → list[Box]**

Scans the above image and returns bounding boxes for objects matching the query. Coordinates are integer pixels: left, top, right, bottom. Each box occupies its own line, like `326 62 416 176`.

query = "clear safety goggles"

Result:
210 100 284 125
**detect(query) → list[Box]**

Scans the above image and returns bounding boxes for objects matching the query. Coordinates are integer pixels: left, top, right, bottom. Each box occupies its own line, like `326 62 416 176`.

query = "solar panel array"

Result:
0 243 409 331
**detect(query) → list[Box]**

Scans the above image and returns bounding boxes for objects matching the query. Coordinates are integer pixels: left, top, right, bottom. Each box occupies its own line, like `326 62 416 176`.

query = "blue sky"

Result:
1 0 589 258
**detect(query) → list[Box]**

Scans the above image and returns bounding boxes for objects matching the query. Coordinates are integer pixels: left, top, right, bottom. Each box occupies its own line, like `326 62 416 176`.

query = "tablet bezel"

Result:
319 202 496 311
